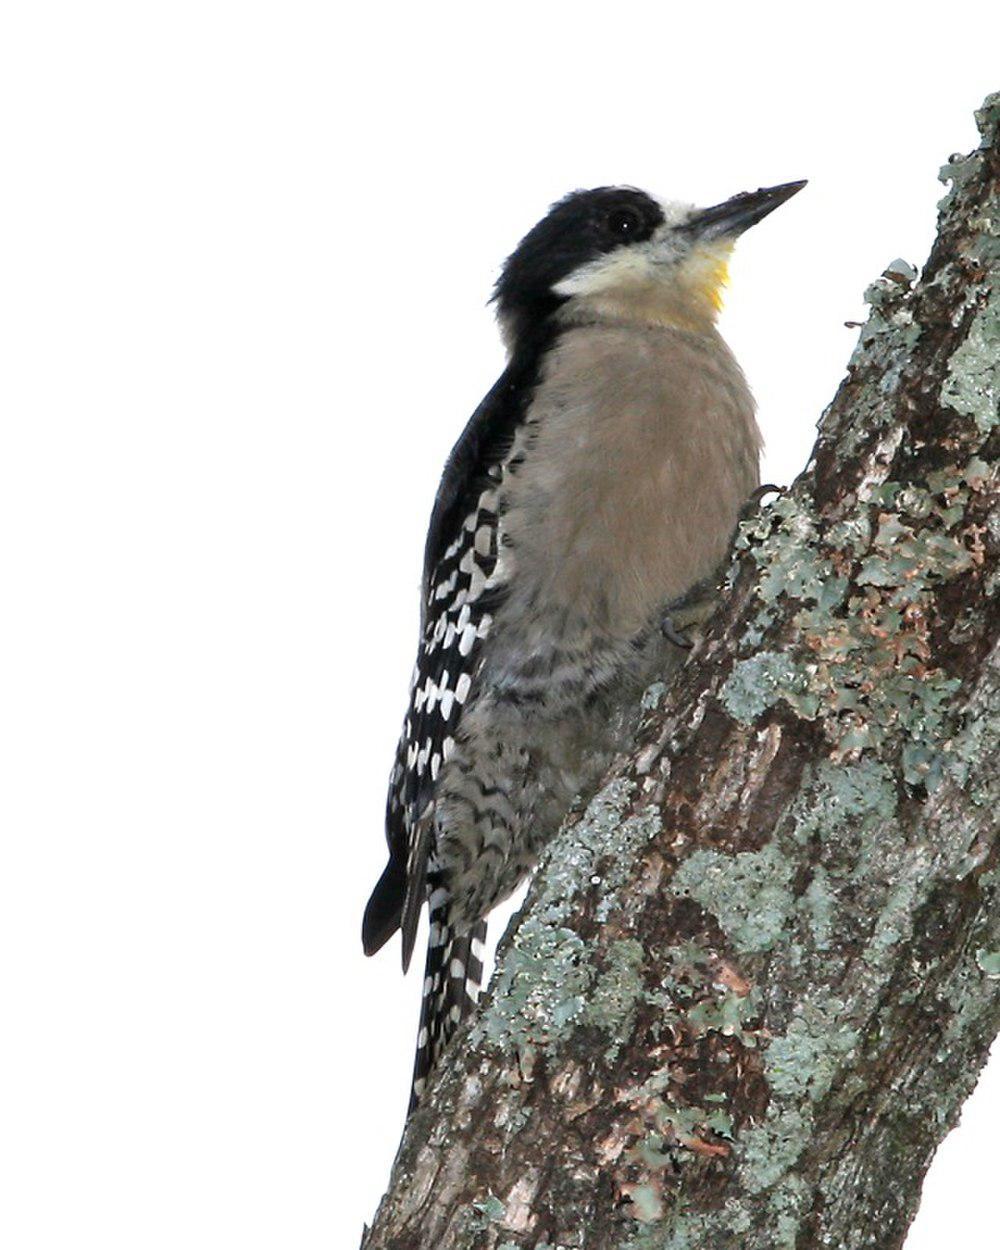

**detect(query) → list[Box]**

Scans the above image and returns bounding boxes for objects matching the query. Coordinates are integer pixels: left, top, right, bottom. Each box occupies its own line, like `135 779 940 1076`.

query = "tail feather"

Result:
409 901 487 1113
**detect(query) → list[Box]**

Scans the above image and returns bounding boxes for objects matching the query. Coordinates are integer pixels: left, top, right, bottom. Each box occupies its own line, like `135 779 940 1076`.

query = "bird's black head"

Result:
492 187 664 343
492 180 805 346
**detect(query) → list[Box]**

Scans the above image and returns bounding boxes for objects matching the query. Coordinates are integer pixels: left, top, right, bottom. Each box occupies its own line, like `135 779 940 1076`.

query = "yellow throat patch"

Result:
685 243 733 315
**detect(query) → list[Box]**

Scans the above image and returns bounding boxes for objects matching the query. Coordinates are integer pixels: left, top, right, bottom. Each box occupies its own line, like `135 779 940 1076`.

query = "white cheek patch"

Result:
553 242 661 298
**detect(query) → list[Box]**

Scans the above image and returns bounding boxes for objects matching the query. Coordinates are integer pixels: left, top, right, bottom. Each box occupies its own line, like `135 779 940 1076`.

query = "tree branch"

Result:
363 94 1000 1250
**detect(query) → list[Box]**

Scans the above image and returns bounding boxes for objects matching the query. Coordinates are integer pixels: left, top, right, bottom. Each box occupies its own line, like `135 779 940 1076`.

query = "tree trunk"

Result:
362 94 1000 1250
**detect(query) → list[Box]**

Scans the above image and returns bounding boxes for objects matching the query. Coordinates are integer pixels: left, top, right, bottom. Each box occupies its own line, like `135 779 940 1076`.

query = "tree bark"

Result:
363 95 1000 1250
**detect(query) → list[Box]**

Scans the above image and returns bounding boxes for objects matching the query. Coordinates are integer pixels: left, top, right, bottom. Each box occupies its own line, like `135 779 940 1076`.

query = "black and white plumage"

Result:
363 322 558 1105
362 180 805 1112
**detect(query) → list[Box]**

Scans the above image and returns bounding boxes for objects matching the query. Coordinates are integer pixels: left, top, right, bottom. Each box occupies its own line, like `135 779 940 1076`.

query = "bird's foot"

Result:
660 590 717 652
661 613 694 650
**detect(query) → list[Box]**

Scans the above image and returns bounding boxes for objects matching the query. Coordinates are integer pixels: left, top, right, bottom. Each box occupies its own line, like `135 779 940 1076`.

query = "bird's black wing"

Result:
361 322 558 962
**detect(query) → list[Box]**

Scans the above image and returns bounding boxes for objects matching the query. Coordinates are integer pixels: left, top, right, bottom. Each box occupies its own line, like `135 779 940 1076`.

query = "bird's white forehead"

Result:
655 198 698 228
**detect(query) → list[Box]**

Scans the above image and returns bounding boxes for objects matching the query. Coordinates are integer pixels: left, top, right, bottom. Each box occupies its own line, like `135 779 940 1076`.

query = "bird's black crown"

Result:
492 187 664 340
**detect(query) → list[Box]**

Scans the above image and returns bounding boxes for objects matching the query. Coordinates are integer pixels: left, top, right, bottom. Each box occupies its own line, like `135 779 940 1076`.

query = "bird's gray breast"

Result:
482 322 760 695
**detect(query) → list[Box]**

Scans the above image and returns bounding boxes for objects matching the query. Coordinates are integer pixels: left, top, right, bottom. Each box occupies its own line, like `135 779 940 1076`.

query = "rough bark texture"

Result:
363 96 1000 1250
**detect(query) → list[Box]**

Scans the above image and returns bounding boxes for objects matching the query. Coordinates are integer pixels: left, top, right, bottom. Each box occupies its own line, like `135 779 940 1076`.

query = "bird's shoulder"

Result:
422 320 561 586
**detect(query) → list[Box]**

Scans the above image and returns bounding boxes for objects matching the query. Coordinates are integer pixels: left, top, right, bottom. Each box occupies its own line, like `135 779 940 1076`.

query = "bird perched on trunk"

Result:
362 178 805 1111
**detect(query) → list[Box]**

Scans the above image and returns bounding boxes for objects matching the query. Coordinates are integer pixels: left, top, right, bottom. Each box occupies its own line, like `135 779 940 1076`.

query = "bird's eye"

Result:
607 207 643 238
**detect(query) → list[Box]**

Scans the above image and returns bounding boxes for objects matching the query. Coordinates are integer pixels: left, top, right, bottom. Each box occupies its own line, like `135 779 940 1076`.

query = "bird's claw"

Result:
661 614 694 650
740 482 783 522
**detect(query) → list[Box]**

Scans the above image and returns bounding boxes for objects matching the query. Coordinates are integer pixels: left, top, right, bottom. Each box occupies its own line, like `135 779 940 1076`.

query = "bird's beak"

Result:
684 180 807 241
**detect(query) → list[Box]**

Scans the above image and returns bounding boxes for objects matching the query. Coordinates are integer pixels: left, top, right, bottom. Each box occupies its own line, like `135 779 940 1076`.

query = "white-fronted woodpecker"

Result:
362 179 806 1111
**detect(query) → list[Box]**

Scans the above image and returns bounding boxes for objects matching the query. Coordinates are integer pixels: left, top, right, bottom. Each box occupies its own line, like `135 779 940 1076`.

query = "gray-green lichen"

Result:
588 939 649 1061
738 1107 811 1195
670 844 795 954
977 949 1000 977
940 300 1000 432
939 97 1000 433
790 757 898 844
765 997 859 1102
801 866 836 950
476 919 591 1054
858 266 923 398
471 1194 505 1224
472 781 662 1060
684 986 760 1043
724 467 986 786
720 650 817 725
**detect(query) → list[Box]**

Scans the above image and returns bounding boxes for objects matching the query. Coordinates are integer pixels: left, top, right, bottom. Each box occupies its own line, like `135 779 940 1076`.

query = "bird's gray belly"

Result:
429 603 643 926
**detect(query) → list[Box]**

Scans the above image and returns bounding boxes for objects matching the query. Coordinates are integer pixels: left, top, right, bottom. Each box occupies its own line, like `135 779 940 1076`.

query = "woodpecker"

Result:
362 179 805 1111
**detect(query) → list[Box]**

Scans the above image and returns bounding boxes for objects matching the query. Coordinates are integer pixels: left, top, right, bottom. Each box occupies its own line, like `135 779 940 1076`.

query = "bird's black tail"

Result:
409 897 487 1113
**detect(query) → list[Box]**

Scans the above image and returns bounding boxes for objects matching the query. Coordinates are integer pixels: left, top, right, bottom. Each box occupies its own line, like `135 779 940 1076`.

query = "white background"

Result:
2 3 998 1246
